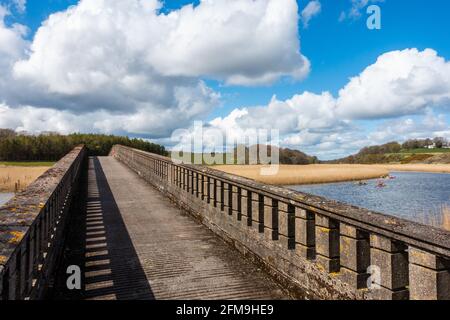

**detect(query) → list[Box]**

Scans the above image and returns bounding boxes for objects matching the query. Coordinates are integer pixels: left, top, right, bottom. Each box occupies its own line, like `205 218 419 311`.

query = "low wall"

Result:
111 145 450 300
0 146 86 300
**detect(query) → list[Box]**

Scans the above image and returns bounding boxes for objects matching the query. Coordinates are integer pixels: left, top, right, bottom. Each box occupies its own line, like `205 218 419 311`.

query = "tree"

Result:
433 137 446 149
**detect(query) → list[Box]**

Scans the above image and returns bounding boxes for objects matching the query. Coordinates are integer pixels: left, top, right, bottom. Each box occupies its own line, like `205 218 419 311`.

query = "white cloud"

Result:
0 0 309 138
194 48 450 159
337 48 450 119
301 1 321 28
368 111 450 143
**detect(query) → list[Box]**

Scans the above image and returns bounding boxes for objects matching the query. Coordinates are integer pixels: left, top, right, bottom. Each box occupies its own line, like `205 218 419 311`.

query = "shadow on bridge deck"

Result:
53 156 288 300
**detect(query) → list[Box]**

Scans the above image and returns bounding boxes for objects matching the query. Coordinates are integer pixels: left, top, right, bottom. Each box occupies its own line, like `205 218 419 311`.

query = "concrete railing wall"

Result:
111 145 450 300
0 146 86 300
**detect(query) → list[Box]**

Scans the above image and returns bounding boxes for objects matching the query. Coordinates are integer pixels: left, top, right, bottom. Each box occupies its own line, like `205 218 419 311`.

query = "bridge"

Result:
1 145 449 300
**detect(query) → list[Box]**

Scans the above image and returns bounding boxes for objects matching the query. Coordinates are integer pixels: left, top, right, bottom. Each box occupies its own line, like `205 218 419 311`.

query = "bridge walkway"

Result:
53 156 289 300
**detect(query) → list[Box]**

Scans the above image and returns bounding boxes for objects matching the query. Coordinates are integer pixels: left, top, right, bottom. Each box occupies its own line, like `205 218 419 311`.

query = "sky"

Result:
0 0 449 159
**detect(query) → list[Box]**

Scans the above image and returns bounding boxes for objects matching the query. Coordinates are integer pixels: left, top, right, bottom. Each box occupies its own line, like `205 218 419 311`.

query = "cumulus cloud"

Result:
368 111 450 143
337 49 450 119
0 0 308 138
301 1 321 28
194 48 450 159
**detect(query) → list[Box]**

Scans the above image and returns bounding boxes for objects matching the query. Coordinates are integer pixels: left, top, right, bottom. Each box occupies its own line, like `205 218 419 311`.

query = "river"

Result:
288 171 450 229
0 193 14 206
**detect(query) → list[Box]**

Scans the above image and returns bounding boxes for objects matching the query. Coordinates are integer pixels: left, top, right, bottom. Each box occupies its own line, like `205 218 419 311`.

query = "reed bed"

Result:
214 164 390 185
0 166 50 192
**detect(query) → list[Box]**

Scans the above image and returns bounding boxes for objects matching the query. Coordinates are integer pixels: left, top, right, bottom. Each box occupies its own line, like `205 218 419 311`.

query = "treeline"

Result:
0 129 167 161
402 137 448 149
234 145 318 165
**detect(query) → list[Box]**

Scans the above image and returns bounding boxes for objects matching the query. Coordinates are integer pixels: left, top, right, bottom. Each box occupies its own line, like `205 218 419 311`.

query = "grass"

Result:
0 161 55 167
398 148 450 154
214 164 390 185
0 166 51 192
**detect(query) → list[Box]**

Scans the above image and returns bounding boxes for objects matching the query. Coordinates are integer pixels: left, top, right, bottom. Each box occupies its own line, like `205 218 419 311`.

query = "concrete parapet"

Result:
111 145 450 300
0 145 86 300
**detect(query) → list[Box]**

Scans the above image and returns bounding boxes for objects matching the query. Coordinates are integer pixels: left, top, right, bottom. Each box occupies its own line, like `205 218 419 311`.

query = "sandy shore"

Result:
374 164 450 174
0 166 50 192
214 164 450 185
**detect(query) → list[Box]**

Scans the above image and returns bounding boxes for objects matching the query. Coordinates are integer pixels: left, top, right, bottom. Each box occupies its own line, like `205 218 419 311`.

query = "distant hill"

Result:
331 138 450 164
172 145 318 165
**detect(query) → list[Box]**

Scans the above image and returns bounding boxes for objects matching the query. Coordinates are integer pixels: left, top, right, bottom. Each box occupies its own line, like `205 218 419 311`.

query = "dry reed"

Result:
0 166 50 192
214 164 390 185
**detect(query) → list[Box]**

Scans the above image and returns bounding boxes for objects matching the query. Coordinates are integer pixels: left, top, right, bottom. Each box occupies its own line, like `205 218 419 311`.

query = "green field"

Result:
0 161 55 167
399 148 450 154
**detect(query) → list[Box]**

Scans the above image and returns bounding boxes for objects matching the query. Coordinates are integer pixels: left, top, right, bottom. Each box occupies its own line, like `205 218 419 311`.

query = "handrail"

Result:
112 144 450 300
115 145 450 257
0 145 86 300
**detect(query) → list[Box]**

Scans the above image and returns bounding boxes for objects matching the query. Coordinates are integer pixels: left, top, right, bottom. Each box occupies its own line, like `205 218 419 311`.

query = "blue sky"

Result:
10 0 450 108
0 0 449 159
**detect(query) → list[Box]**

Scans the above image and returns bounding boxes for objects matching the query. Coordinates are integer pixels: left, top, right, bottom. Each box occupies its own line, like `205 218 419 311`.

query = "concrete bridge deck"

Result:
54 157 289 300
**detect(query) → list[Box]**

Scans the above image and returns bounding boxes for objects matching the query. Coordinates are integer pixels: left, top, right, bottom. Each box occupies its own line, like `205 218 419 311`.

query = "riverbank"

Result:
214 164 450 185
0 165 51 192
373 164 450 174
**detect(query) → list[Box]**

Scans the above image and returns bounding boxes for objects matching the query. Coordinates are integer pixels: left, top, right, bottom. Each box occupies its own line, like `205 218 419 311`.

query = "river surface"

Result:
288 172 450 229
0 193 14 206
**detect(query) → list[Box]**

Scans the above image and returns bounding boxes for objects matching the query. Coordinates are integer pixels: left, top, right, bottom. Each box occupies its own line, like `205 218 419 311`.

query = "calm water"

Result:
0 193 14 206
288 172 450 228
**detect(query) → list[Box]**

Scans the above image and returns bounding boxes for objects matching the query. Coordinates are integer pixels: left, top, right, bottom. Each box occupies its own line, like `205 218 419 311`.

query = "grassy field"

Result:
0 165 51 192
0 161 55 167
397 148 450 154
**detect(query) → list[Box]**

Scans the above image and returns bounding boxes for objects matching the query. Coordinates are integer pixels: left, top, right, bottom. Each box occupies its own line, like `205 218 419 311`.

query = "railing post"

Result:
240 189 251 227
187 170 192 194
370 234 409 300
263 197 278 241
192 172 198 196
251 193 264 233
198 174 204 200
209 178 216 207
315 214 340 272
203 176 210 204
295 208 315 259
215 180 222 209
278 203 295 249
222 182 231 215
231 186 241 221
184 168 189 192
339 223 370 289
409 247 450 300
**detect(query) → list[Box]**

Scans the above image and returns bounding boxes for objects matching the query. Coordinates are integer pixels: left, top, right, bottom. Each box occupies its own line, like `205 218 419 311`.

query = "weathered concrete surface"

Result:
54 157 289 300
